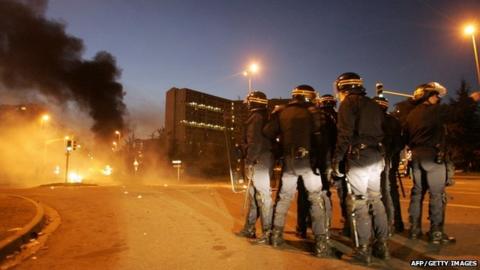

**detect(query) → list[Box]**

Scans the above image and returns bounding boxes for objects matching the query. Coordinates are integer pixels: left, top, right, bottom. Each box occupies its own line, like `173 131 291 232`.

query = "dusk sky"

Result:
44 0 480 133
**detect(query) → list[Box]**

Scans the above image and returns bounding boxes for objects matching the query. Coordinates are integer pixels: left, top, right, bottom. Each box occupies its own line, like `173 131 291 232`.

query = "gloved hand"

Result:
326 167 335 185
435 151 445 164
331 160 344 178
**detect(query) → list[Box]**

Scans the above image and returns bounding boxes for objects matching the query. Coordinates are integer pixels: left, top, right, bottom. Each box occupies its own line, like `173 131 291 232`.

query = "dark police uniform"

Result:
237 92 273 243
264 85 332 257
296 101 337 239
332 72 389 263
383 112 405 233
405 102 449 242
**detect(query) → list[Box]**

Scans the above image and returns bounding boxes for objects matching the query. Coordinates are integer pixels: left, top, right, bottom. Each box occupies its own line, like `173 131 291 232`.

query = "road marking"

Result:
446 203 480 209
399 199 480 209
446 191 480 195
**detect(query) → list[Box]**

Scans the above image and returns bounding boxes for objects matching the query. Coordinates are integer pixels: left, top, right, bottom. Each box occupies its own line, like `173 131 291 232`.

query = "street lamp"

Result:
115 130 121 143
40 113 50 129
243 62 260 93
463 24 480 86
41 114 50 122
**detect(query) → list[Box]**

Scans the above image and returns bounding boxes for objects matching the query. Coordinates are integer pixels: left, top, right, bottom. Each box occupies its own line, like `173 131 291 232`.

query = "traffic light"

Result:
73 140 77 151
66 140 73 152
376 82 384 97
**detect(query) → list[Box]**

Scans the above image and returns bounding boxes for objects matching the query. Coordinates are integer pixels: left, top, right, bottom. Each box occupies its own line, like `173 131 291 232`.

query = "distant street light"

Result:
40 113 50 129
114 130 121 149
41 114 50 122
243 62 260 93
463 24 480 86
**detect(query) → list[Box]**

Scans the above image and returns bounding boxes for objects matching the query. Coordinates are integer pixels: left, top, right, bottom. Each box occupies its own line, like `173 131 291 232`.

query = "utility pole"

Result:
65 139 72 183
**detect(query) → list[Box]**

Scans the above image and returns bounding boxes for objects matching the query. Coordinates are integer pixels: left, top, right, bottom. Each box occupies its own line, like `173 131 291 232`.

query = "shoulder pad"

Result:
271 105 285 114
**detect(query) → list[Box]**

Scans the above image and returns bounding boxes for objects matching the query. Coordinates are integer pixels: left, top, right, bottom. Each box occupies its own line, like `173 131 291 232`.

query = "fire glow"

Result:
68 172 83 183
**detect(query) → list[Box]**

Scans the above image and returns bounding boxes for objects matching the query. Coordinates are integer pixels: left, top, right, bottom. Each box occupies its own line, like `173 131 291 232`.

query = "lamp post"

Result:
464 24 480 86
113 130 121 151
243 62 259 93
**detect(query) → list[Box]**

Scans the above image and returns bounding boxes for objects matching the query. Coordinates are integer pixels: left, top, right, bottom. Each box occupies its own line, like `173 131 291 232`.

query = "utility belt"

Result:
351 194 366 200
289 147 309 160
348 142 384 160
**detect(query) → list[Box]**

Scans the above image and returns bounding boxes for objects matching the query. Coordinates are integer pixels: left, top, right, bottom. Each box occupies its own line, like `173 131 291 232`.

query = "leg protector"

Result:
369 193 389 241
350 197 370 246
429 193 445 232
408 190 424 239
308 191 331 237
255 191 272 232
253 192 272 244
270 226 285 248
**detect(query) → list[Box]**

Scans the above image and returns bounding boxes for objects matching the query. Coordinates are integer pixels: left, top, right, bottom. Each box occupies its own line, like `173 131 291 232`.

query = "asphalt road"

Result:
1 176 479 270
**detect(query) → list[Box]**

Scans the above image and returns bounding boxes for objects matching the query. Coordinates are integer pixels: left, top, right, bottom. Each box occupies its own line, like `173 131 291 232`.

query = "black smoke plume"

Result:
0 0 126 141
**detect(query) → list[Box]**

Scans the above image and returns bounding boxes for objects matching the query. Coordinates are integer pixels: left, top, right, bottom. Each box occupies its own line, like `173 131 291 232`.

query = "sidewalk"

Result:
0 194 45 261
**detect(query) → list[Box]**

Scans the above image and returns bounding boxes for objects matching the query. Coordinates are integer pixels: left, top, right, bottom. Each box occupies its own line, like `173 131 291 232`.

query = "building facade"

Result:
165 88 234 175
165 87 289 176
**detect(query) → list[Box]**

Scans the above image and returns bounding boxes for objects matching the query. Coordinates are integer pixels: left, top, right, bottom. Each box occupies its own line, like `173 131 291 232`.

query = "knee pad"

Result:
430 193 444 205
255 191 264 201
309 191 326 210
352 198 369 213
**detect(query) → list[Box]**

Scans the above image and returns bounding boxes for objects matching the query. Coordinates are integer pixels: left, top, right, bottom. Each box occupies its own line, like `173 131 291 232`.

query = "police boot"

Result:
252 227 271 245
372 239 391 260
270 226 285 248
314 235 333 258
429 231 443 245
429 228 456 245
408 222 422 240
236 224 256 239
439 233 456 244
353 244 372 265
295 226 307 239
394 222 405 233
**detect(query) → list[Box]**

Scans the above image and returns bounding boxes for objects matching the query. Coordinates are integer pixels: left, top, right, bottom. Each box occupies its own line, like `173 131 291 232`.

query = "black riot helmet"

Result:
291 84 316 102
317 94 337 109
334 72 366 94
412 82 447 103
245 90 268 110
373 96 389 112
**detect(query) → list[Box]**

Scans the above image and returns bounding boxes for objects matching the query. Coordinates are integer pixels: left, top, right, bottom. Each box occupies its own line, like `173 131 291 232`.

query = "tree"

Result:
446 80 480 171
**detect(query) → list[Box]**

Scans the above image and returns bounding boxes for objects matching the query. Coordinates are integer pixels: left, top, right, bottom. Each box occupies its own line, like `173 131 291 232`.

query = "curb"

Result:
0 194 45 261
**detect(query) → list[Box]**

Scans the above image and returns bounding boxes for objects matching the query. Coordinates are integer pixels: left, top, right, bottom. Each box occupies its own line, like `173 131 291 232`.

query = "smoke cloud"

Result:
0 0 126 141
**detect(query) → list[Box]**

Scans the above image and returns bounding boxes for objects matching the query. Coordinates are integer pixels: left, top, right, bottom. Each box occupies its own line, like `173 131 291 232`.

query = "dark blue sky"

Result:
45 0 479 130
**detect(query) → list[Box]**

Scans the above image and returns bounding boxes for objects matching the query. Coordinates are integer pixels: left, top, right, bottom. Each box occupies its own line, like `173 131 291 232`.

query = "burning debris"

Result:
0 0 126 141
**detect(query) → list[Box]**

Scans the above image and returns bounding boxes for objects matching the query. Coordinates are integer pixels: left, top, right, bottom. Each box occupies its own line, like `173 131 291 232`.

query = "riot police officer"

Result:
316 95 350 236
331 72 389 264
315 94 338 190
373 96 405 235
405 82 454 244
236 90 273 244
264 85 332 257
296 94 337 239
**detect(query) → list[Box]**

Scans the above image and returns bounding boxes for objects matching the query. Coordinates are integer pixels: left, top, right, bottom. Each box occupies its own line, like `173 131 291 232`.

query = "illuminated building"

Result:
165 87 289 176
